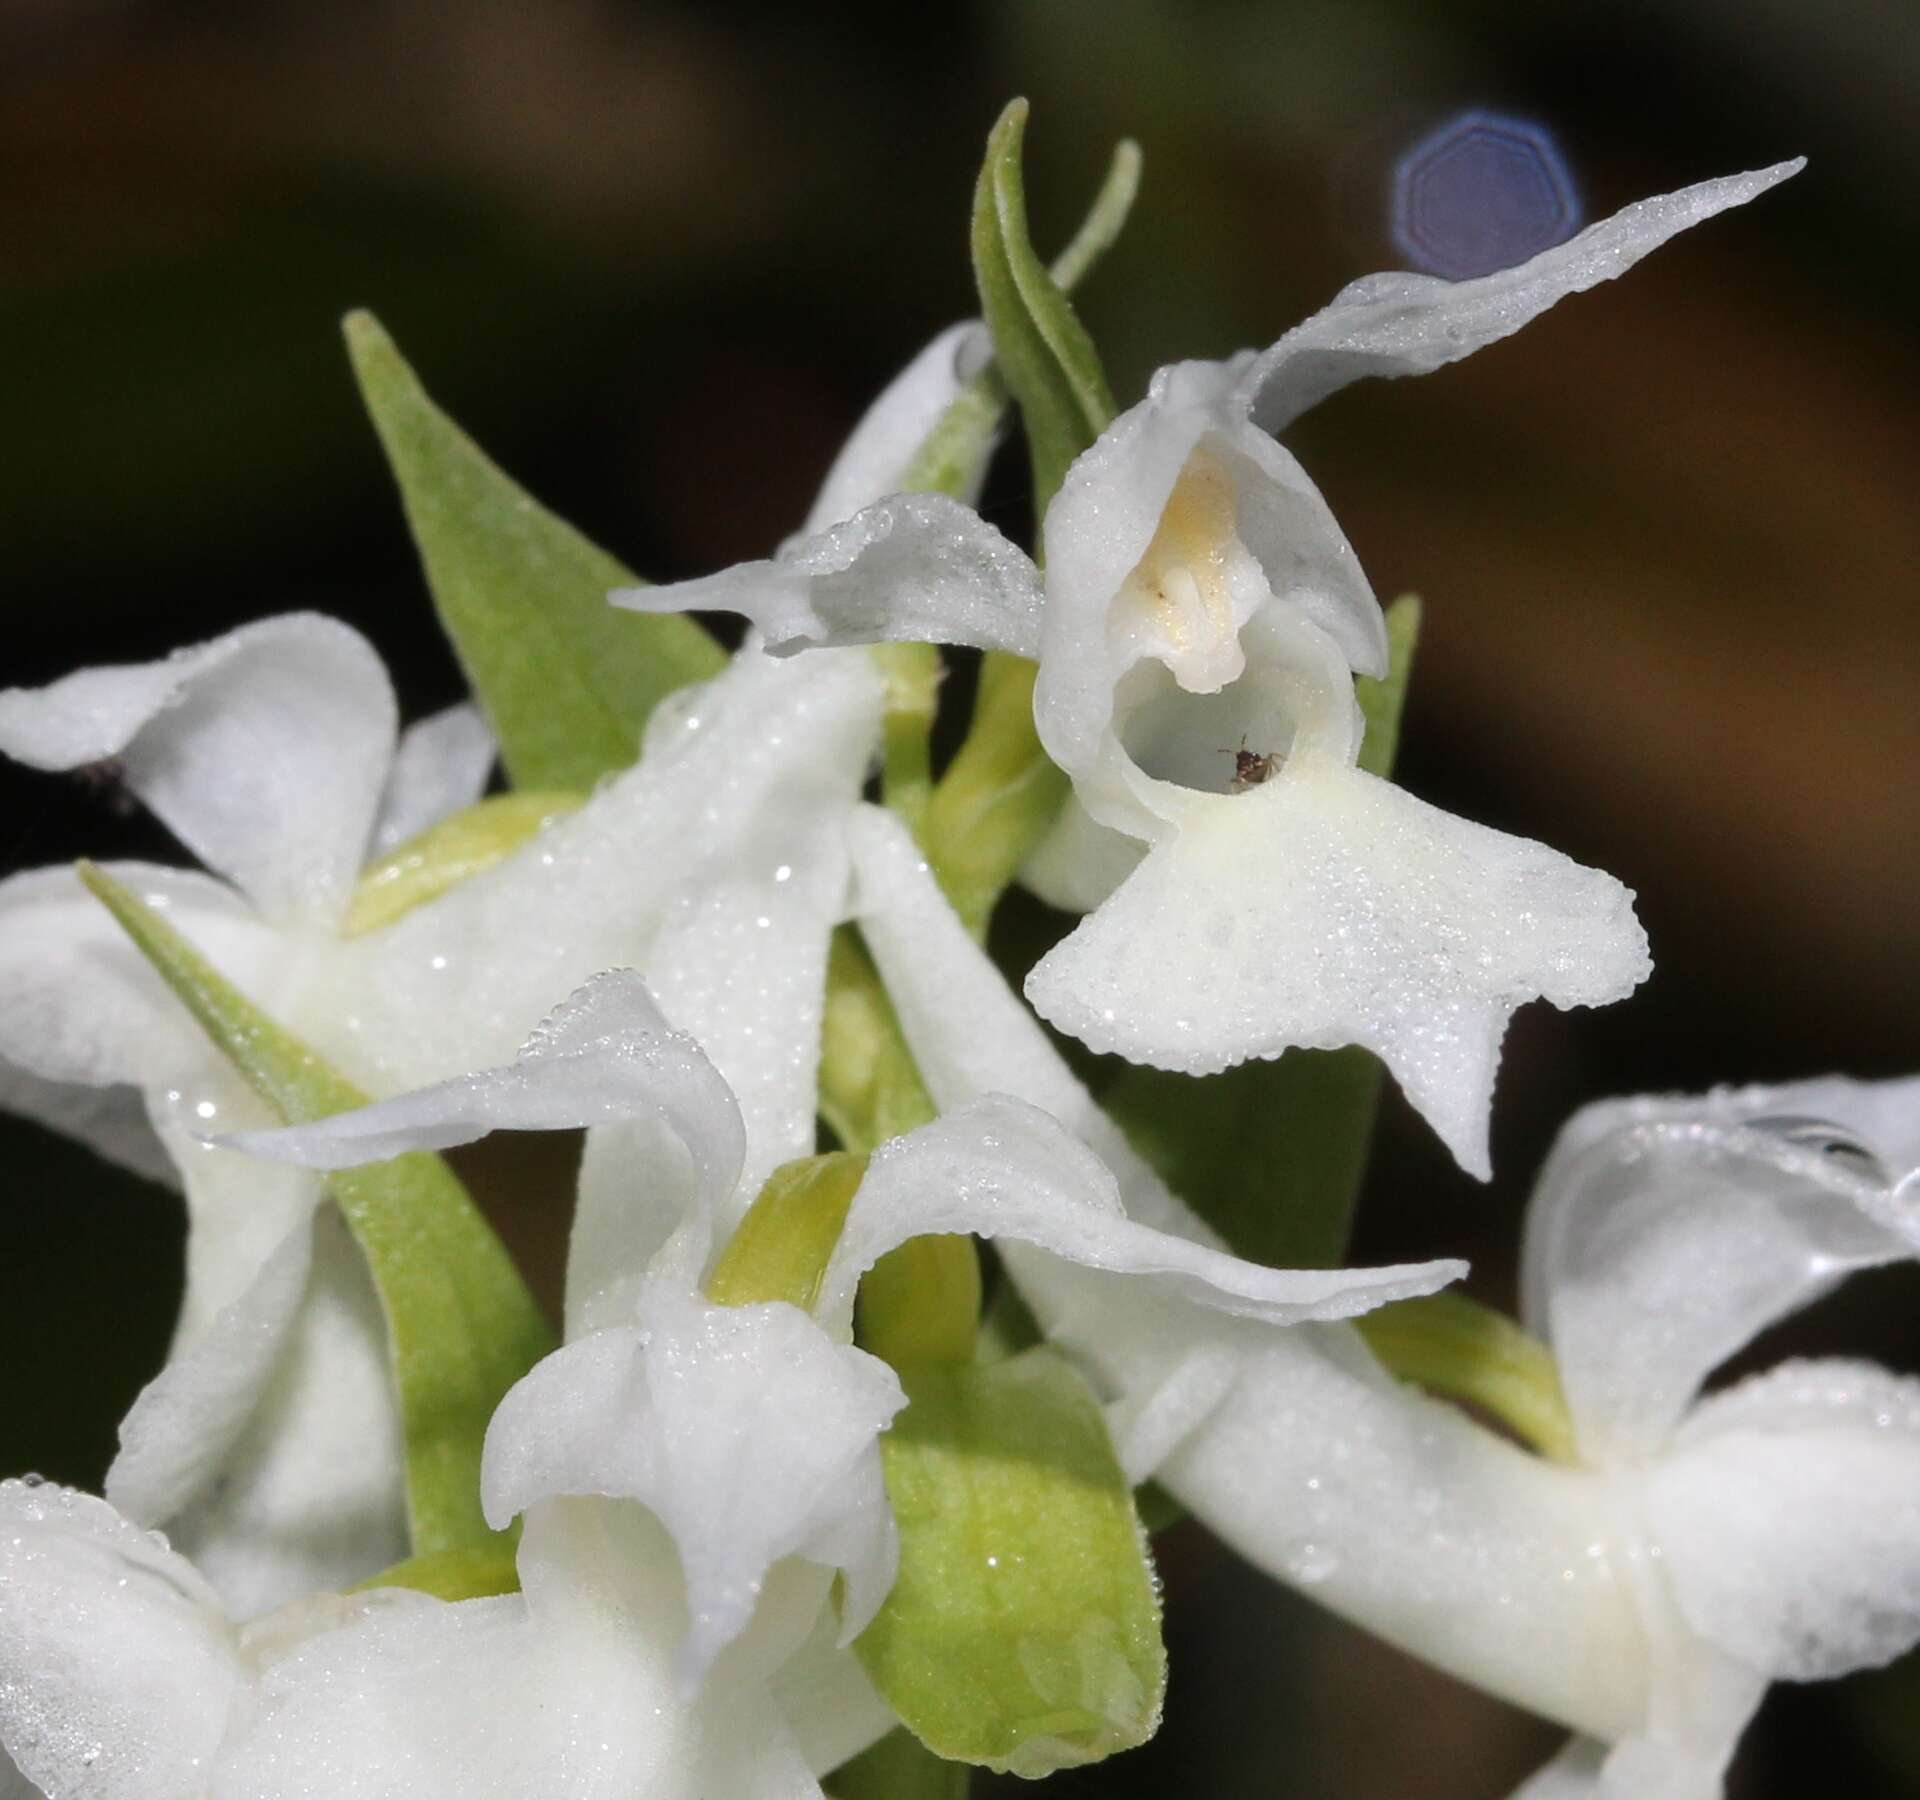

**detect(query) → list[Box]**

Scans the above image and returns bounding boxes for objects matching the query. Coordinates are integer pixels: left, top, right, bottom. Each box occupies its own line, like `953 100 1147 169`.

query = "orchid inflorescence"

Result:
2 99 1914 1800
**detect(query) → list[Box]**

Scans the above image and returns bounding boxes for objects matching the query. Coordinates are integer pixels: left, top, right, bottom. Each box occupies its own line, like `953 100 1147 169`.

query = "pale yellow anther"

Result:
1119 449 1238 653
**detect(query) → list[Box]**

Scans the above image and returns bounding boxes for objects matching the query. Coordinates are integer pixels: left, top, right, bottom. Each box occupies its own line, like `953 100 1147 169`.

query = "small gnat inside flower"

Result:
1223 735 1282 791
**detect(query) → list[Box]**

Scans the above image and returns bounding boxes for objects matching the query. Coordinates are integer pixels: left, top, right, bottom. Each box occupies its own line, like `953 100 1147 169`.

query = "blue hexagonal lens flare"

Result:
1390 110 1582 280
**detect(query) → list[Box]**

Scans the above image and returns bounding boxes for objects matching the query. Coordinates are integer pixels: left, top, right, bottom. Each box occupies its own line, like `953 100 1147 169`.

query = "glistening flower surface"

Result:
623 160 1802 1177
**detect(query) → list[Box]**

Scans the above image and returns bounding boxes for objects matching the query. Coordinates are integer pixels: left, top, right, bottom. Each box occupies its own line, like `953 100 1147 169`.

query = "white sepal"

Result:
373 702 496 852
0 615 396 927
803 321 994 532
482 1288 904 1690
615 494 1044 663
0 1479 243 1800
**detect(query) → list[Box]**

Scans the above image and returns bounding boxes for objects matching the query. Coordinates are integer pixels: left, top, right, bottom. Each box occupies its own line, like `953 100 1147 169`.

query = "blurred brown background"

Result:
2 2 1917 1794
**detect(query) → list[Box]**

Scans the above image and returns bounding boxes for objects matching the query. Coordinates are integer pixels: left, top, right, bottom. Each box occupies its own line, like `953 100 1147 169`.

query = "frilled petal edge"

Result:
1023 760 1649 1178
615 494 1045 663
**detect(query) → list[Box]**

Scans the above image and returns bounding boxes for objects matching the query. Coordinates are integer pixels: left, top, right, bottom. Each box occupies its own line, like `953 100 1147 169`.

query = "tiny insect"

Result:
68 757 139 818
1220 735 1281 791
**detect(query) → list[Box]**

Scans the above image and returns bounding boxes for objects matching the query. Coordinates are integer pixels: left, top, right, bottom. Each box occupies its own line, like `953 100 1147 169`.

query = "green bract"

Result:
1356 1291 1580 1465
855 1348 1166 1777
78 862 555 1562
346 310 724 793
704 1153 870 1312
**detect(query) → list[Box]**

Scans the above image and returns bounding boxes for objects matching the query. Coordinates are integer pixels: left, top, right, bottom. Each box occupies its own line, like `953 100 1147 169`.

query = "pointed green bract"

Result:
912 102 1129 938
1100 597 1423 1271
78 863 555 1559
345 311 724 792
856 1347 1165 1776
1357 1292 1579 1465
970 99 1116 514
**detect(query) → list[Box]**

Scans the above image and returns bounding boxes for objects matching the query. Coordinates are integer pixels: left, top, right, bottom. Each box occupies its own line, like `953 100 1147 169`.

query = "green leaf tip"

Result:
78 860 556 1557
971 98 1118 515
345 310 724 793
857 1348 1166 1776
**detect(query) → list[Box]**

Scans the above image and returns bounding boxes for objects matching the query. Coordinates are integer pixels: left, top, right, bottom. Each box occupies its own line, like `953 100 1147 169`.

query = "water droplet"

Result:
1746 1114 1889 1185
1280 1540 1340 1585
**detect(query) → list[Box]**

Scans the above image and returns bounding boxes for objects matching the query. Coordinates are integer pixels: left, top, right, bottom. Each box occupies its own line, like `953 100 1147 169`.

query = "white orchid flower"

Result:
0 309 1004 1614
0 1472 897 1800
220 965 1461 1680
0 624 499 1613
0 621 880 1613
620 161 1802 1177
847 805 1920 1799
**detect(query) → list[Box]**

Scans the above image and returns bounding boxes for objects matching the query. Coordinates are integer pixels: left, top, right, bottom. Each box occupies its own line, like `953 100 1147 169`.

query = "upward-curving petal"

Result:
1022 761 1650 1178
481 1289 903 1691
1521 1085 1920 1464
1645 1358 1920 1683
1239 161 1804 434
0 616 397 928
220 970 747 1300
372 702 496 853
615 495 1045 663
813 1095 1462 1340
802 321 994 532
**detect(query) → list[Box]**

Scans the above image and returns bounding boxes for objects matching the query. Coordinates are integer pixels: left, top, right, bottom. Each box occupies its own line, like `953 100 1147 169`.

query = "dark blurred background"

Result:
3 2 1917 1794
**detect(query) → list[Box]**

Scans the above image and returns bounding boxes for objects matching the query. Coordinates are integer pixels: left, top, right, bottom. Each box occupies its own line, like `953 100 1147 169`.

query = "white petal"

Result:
1017 784 1146 914
1023 761 1649 1178
802 322 995 532
1646 1358 1920 1681
1521 1102 1918 1462
0 1055 175 1187
154 1209 406 1618
323 647 877 1108
815 1095 1461 1339
615 495 1044 662
481 1286 904 1688
0 1479 242 1800
0 615 397 927
1152 1318 1655 1742
111 1073 403 1616
223 1507 831 1800
372 702 496 852
769 1625 896 1778
1240 162 1805 433
1507 1735 1740 1800
849 804 1225 1240
0 863 284 1094
107 1211 316 1543
220 969 743 1194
